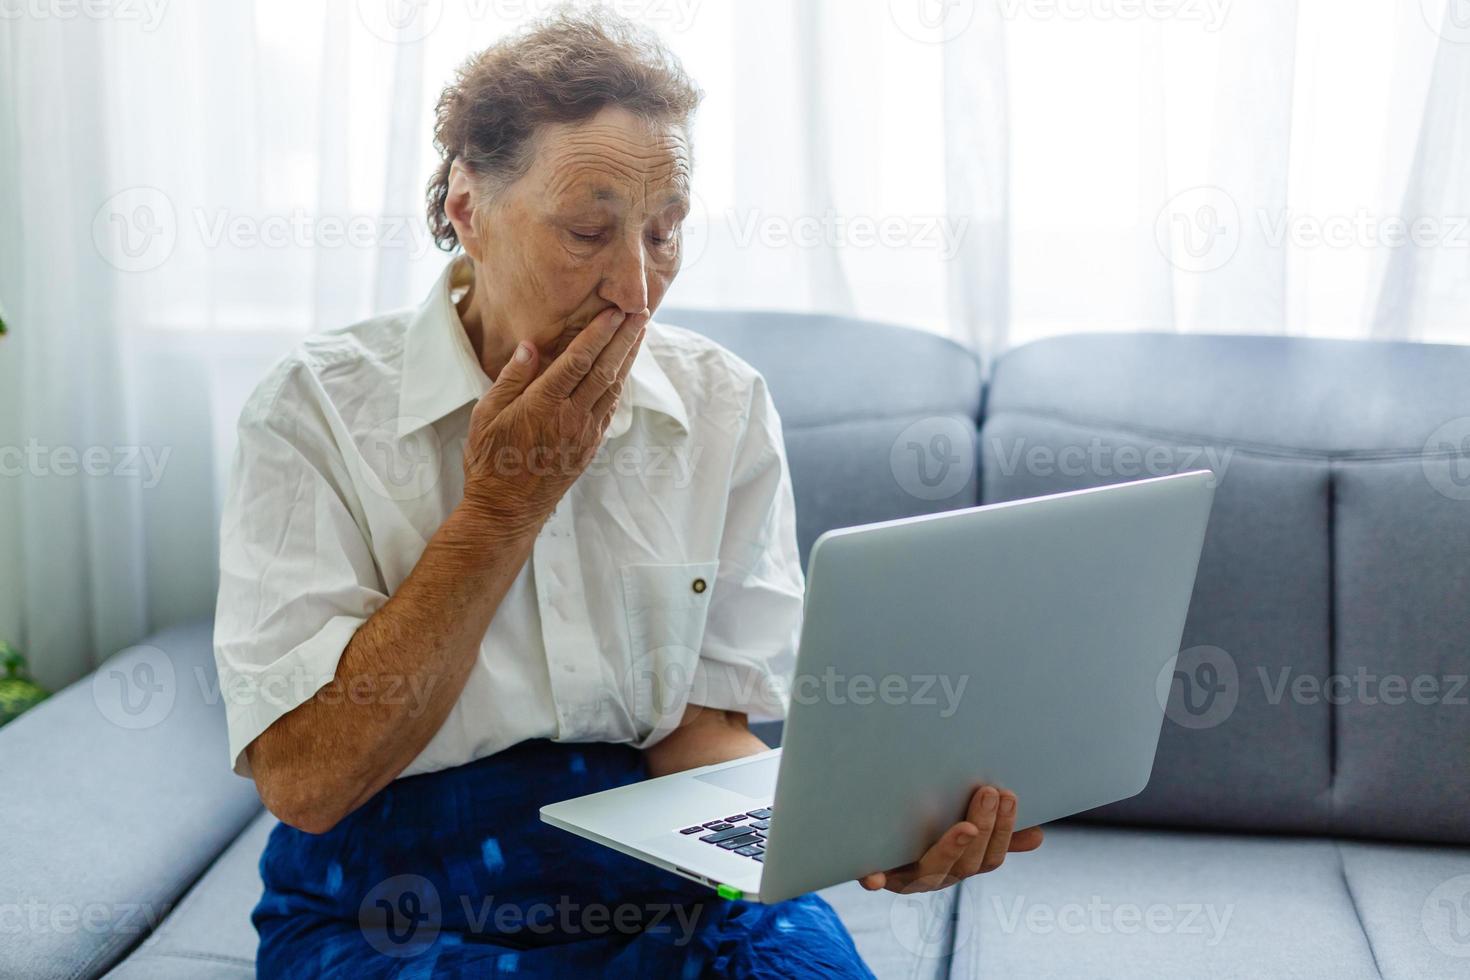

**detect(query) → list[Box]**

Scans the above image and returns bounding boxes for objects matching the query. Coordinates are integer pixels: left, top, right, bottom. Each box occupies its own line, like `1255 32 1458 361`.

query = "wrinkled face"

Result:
459 105 692 364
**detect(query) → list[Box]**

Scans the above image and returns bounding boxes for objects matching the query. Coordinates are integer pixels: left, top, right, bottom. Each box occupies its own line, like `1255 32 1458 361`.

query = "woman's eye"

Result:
569 229 603 243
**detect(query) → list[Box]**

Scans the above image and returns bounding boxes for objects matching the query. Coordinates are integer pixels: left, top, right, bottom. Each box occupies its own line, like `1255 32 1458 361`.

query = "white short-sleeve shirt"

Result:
213 258 803 777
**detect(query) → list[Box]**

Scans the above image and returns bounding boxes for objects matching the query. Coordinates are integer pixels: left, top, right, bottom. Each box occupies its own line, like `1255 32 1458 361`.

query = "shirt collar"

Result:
397 257 690 439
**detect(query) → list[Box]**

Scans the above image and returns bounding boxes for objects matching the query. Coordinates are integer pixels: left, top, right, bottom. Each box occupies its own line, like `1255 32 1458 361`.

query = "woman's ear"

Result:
445 161 483 261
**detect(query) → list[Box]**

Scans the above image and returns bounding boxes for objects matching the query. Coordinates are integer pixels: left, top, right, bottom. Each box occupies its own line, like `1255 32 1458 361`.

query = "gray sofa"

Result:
4 313 1469 979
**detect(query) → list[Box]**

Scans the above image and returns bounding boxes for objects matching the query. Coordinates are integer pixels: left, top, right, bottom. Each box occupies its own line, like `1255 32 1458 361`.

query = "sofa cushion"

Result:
984 332 1470 454
1338 837 1470 979
980 411 1335 834
817 881 957 980
0 621 263 980
664 309 983 563
983 332 1470 845
1333 459 1470 844
104 811 273 979
951 824 1389 979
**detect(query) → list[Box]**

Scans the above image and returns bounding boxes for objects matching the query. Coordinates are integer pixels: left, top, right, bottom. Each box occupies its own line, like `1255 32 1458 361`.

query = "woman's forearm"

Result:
247 503 539 833
644 705 771 778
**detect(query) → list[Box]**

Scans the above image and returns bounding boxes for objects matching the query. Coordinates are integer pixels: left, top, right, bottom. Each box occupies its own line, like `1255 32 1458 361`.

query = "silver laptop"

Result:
541 471 1215 904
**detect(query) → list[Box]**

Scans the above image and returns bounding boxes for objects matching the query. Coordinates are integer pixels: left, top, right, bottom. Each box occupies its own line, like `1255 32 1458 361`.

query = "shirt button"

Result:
692 578 708 594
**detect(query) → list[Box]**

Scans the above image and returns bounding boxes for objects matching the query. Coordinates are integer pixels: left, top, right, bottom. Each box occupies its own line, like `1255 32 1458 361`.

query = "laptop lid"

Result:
758 471 1215 902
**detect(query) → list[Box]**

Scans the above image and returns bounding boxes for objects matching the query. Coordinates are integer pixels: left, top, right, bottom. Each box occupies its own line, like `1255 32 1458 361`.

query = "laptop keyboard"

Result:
677 808 773 862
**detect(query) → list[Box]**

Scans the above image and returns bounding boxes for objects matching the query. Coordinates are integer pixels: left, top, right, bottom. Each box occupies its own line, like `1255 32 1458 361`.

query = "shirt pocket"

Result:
620 560 721 734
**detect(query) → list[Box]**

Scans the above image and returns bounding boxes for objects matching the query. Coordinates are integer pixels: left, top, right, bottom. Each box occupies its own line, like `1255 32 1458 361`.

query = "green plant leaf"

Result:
0 641 24 676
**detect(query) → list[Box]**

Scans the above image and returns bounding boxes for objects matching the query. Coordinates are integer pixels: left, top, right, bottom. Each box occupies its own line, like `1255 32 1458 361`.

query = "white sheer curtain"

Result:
1 0 1467 686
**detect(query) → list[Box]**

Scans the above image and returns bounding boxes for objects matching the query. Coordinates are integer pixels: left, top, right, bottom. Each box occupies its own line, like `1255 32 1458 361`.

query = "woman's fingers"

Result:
471 341 540 424
571 311 647 411
978 791 1018 873
531 307 627 401
859 787 1039 894
883 820 979 893
590 328 645 431
1009 826 1045 853
952 786 1001 879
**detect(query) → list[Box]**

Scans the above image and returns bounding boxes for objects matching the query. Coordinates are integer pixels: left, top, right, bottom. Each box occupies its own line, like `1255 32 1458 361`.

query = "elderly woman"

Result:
214 11 1039 978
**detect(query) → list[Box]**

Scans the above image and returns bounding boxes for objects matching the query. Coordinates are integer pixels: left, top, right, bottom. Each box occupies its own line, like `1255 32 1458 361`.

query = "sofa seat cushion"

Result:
817 881 957 980
1338 839 1470 980
0 622 264 980
950 823 1405 979
105 811 273 979
107 813 956 979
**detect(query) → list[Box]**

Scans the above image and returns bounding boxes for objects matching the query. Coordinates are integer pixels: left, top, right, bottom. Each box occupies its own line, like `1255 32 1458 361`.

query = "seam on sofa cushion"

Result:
984 407 1457 461
66 859 201 980
1328 458 1339 804
1336 842 1386 980
68 802 266 980
67 885 184 980
939 886 961 980
125 950 257 968
784 410 982 436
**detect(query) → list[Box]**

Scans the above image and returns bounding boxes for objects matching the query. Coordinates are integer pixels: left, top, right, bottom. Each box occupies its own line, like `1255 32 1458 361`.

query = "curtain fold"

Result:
1 15 148 688
1 0 1467 685
1370 1 1470 342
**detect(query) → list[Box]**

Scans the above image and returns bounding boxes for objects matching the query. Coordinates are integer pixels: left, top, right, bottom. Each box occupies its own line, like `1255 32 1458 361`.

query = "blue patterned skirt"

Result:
253 739 874 978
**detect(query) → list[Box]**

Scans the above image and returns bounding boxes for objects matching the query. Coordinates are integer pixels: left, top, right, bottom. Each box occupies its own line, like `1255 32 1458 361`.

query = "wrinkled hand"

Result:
462 307 647 529
858 786 1044 894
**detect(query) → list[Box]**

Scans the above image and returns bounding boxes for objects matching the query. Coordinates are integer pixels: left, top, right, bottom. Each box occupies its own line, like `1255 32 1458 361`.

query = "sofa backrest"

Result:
983 333 1470 845
673 314 1468 845
662 309 983 564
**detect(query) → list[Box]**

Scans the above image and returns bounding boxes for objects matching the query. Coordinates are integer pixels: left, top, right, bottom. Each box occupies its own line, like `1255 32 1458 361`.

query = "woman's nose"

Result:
599 237 650 314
